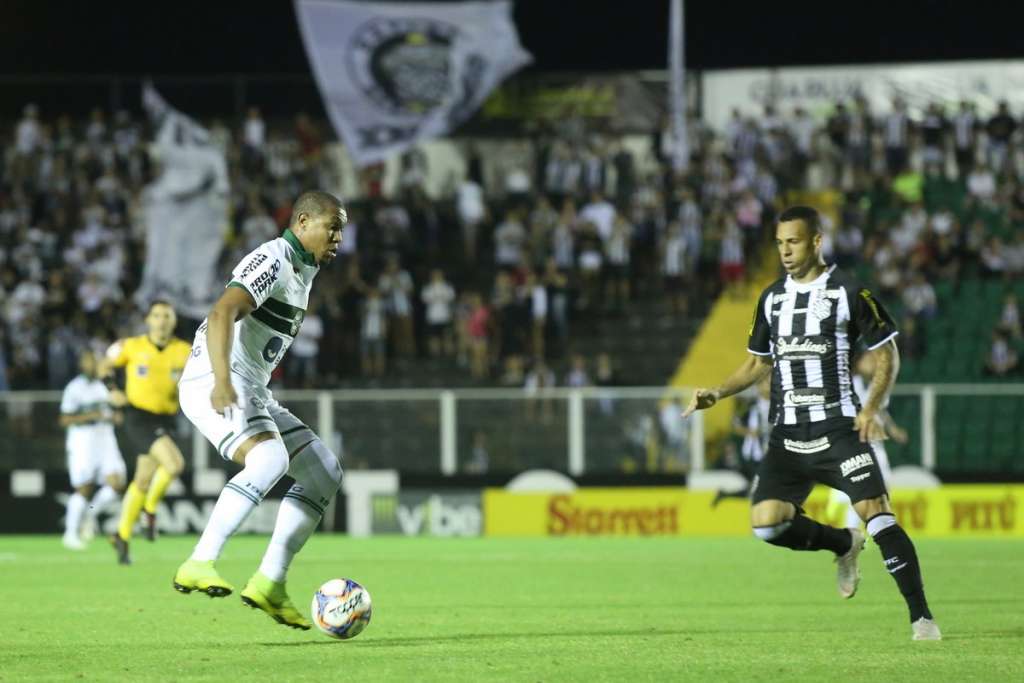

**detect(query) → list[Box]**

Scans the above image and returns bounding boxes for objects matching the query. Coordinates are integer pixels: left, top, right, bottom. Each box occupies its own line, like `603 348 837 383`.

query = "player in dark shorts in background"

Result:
684 205 940 641
712 374 771 507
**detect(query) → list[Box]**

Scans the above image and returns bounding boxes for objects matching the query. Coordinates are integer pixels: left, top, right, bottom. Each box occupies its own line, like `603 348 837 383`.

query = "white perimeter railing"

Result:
2 384 1022 474
891 383 1024 470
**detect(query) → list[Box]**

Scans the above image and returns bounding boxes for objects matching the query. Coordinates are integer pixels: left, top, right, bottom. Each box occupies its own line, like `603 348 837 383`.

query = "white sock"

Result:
258 439 342 582
191 439 289 562
65 492 87 540
87 485 120 523
845 504 862 530
258 497 321 582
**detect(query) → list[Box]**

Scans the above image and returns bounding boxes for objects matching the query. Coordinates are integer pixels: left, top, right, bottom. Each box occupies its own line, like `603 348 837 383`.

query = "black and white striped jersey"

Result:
747 265 898 426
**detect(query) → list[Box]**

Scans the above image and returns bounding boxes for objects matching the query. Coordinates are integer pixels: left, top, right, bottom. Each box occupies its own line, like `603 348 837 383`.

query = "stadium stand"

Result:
4 95 1024 473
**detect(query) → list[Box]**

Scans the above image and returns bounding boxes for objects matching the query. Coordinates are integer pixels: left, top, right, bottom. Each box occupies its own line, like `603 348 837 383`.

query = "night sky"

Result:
0 0 1020 75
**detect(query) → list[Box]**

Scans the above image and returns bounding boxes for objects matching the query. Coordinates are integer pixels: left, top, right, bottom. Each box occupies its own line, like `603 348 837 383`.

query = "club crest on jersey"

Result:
290 310 305 336
810 294 832 320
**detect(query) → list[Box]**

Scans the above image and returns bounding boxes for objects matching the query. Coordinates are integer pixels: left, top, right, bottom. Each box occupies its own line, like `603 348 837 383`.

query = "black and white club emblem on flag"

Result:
296 0 531 166
348 19 461 116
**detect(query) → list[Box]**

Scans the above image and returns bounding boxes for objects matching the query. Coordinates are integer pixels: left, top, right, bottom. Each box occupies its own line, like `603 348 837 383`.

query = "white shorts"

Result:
178 371 317 462
67 429 127 488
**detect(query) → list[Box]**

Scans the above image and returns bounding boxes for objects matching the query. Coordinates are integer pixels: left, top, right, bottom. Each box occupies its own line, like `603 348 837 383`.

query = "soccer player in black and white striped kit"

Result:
684 206 940 641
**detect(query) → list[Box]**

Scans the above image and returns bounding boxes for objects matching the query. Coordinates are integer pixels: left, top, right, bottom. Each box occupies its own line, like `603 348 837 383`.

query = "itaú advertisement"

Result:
483 486 1024 538
804 485 1024 538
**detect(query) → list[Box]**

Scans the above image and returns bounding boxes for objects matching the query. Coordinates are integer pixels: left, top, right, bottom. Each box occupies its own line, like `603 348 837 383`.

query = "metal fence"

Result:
2 384 1022 478
0 387 703 478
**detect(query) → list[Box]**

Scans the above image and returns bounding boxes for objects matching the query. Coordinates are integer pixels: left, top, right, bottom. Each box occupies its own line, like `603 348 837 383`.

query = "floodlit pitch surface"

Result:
1 536 1021 681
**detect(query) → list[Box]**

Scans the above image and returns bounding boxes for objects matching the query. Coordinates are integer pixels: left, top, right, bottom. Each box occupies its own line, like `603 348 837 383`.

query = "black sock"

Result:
764 514 852 555
871 517 933 622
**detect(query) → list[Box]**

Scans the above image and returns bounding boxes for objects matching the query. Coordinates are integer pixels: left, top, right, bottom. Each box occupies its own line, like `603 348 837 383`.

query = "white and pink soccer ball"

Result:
311 578 372 640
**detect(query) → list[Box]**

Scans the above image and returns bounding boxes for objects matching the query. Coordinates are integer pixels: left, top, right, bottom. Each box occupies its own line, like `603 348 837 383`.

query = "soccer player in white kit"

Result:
827 353 908 528
60 350 126 549
173 191 346 630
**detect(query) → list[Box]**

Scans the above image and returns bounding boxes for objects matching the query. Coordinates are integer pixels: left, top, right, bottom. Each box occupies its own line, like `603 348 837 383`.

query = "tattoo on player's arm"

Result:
865 342 899 413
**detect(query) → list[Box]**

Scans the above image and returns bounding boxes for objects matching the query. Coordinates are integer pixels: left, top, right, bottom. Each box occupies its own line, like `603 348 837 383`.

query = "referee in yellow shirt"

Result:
103 301 191 565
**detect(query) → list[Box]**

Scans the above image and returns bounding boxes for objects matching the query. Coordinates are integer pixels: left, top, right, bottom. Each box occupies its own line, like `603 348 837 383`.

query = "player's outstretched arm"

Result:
206 286 256 415
883 413 909 443
58 410 108 428
880 408 909 443
854 339 899 442
97 341 129 406
682 354 771 418
98 339 126 382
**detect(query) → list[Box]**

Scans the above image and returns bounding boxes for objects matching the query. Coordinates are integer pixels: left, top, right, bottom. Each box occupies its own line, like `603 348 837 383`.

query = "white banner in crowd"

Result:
295 0 532 166
702 60 1024 130
138 84 229 319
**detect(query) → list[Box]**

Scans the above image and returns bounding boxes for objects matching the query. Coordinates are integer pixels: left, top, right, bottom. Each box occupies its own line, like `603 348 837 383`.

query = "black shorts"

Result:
750 418 888 508
121 405 179 457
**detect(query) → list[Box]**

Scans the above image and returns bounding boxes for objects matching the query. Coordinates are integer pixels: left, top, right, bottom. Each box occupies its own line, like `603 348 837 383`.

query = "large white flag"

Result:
137 83 229 319
295 0 532 166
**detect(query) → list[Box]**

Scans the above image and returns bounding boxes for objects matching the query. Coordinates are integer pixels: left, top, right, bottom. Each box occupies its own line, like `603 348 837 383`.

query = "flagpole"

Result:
669 0 688 173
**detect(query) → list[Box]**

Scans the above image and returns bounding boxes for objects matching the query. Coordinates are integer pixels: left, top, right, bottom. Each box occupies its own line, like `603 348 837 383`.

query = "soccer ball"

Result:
311 578 372 640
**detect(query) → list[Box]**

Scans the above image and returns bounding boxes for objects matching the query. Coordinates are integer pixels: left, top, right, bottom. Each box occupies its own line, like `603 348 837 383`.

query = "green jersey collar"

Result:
283 229 316 266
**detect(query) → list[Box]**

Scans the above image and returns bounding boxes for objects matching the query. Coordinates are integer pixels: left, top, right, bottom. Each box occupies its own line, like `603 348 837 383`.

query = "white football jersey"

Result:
182 230 319 387
61 375 116 443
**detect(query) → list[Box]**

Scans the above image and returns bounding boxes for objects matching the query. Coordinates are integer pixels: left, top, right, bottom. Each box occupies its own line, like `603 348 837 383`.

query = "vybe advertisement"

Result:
373 491 482 537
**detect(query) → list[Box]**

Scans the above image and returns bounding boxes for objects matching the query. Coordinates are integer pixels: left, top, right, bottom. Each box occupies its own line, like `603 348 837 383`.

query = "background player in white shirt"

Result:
173 191 345 631
828 353 908 528
60 350 126 549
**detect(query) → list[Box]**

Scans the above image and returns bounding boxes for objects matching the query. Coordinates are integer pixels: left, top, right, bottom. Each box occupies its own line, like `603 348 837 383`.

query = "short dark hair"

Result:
777 205 822 237
147 299 174 313
290 190 343 227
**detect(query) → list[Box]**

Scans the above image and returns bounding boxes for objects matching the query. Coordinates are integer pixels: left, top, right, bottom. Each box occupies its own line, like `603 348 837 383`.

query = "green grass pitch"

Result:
1 535 1022 681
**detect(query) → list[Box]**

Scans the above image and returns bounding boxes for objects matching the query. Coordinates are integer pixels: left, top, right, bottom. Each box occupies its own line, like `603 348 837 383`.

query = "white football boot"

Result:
80 517 96 543
835 527 866 598
911 617 942 641
62 535 85 551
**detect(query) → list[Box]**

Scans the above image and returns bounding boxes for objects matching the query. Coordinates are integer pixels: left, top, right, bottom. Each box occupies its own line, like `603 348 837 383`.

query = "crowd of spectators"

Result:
805 97 1024 374
3 92 1024 393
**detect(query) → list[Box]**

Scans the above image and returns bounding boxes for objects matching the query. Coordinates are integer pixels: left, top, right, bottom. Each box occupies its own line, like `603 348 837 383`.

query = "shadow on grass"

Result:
263 628 709 648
